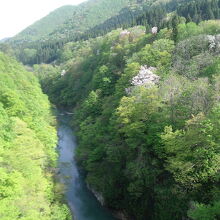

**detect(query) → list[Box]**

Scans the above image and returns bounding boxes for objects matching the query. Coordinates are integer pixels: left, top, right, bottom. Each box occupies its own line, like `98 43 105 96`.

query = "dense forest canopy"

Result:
11 5 76 42
34 19 220 220
3 0 220 65
10 0 135 43
1 0 220 219
0 53 71 220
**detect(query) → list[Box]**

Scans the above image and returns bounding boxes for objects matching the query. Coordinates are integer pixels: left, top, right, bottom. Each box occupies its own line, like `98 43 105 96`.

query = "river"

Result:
57 113 116 220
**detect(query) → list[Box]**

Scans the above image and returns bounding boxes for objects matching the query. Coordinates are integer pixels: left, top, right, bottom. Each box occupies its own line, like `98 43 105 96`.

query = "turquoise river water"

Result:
57 114 116 220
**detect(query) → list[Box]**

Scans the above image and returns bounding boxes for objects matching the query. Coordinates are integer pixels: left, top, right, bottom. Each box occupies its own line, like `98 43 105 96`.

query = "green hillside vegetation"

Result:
0 53 71 220
36 20 220 219
5 0 220 65
2 0 220 219
6 0 142 65
11 0 134 44
50 0 137 38
11 6 76 42
99 0 220 41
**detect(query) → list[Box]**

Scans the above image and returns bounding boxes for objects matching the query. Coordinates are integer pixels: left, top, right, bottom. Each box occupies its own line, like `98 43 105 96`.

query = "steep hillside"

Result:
6 0 146 65
11 5 76 42
35 19 220 219
0 52 71 220
6 0 220 65
10 0 135 44
50 0 137 39
3 0 220 219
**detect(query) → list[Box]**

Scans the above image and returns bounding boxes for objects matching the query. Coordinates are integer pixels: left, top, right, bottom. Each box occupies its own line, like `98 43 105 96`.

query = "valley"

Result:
0 0 220 220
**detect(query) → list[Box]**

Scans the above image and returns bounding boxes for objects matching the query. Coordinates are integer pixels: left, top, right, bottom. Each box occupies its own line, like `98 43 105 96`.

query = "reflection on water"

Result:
57 114 116 220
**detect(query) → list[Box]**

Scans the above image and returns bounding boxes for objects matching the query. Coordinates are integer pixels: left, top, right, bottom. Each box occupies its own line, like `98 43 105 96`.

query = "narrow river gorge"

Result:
57 113 116 220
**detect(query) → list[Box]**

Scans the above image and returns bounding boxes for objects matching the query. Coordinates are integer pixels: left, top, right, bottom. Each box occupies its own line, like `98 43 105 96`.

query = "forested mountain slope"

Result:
11 5 76 42
0 53 71 220
89 0 220 39
49 0 137 39
5 0 220 65
6 0 144 64
10 0 134 44
36 20 220 219
2 0 220 219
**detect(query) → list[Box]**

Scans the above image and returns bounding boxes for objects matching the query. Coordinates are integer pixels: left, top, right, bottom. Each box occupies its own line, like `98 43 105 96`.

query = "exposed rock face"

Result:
87 184 131 220
87 184 105 206
112 211 130 220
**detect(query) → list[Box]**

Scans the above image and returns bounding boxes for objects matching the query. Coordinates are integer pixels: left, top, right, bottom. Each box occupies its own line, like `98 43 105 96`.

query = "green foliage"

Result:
177 20 220 42
130 39 174 72
7 0 137 64
4 0 220 218
177 0 220 23
0 53 71 220
39 21 220 219
11 6 77 42
161 112 220 188
8 0 220 65
188 201 220 220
